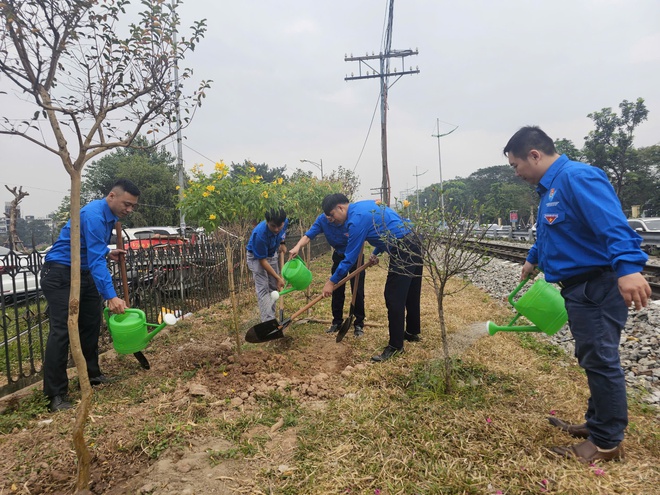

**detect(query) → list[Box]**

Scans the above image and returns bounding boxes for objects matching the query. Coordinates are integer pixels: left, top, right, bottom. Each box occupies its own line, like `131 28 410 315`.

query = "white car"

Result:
0 246 41 302
627 217 660 233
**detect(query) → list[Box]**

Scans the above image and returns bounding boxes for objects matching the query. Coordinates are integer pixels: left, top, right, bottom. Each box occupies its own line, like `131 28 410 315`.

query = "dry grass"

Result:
1 251 658 494
272 254 660 495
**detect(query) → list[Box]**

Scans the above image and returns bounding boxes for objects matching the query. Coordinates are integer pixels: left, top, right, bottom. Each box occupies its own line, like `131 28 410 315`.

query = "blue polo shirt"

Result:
527 154 648 282
45 198 119 299
330 200 410 284
247 218 289 259
305 214 349 254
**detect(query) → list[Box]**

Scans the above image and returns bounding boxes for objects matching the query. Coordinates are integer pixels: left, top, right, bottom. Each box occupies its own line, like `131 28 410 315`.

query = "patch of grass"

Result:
517 333 565 358
158 378 177 393
181 369 198 379
214 391 300 443
132 414 195 459
399 357 517 408
0 389 49 433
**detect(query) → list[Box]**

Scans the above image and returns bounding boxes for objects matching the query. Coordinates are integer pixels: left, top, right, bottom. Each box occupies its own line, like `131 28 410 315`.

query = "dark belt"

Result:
558 266 612 289
44 261 91 275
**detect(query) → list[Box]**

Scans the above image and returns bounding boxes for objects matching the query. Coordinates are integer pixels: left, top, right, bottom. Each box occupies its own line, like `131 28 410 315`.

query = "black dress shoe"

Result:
404 332 421 342
48 395 73 412
371 345 404 362
326 324 339 334
89 374 116 386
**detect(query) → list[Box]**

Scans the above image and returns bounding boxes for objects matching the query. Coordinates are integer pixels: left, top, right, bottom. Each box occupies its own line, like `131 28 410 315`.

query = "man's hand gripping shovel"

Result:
245 259 375 343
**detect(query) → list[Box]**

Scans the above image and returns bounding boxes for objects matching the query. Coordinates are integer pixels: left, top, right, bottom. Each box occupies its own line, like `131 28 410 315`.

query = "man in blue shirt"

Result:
246 208 288 322
321 194 423 361
42 179 140 412
289 211 366 337
505 126 651 463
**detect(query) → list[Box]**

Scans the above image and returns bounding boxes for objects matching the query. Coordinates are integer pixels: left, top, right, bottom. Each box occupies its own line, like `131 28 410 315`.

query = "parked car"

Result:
627 217 660 233
109 226 185 250
0 246 41 302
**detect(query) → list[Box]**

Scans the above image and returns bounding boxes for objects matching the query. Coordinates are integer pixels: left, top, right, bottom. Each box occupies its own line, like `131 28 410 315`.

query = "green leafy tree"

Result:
16 218 55 248
54 136 183 228
325 165 361 201
0 0 209 489
627 144 660 216
554 138 582 162
582 98 649 199
484 182 537 227
230 160 287 183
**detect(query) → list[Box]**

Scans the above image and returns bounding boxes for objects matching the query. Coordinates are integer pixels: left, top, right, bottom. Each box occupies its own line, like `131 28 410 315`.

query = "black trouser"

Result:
330 250 366 327
384 236 423 350
41 262 103 398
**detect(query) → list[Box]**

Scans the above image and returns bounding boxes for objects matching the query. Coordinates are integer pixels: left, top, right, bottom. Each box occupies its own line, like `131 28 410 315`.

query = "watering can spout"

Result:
487 321 542 336
145 312 178 343
144 321 167 343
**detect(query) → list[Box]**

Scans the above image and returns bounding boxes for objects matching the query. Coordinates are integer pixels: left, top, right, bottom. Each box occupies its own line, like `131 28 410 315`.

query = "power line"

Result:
352 92 382 173
1 182 68 194
182 143 219 165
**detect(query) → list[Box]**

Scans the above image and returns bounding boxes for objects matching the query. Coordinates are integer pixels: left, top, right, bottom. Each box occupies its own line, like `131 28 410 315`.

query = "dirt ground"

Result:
0 262 495 495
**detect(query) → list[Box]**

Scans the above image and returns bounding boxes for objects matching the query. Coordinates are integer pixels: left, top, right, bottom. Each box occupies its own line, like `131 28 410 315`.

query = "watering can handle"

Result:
507 276 532 306
105 307 144 319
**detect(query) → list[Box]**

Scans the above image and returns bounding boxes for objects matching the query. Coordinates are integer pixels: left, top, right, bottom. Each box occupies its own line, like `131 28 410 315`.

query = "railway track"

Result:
473 241 660 300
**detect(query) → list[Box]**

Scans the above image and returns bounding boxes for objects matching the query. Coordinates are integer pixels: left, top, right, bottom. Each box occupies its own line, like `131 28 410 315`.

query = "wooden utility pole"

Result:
345 0 419 206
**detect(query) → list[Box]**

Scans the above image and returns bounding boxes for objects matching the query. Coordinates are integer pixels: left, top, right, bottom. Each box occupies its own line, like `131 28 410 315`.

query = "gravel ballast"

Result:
470 257 660 409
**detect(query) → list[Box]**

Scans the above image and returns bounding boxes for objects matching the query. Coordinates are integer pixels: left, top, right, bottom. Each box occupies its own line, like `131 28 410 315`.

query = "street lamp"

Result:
413 166 428 212
300 158 323 179
431 119 458 219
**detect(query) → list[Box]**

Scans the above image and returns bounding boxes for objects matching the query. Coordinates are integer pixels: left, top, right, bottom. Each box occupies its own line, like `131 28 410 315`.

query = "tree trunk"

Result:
436 289 452 394
67 171 93 492
226 243 242 355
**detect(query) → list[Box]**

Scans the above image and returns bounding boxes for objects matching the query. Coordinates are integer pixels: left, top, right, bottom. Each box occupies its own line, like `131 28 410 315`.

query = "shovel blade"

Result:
245 318 290 343
133 351 150 370
336 313 355 343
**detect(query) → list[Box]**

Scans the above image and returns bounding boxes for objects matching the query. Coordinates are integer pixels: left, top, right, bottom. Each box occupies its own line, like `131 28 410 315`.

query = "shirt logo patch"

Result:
546 201 558 207
544 213 559 224
549 188 556 200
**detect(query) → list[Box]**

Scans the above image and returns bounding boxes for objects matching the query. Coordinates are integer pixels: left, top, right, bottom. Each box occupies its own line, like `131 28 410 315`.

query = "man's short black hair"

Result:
111 178 141 197
265 207 287 225
322 193 349 215
503 126 556 158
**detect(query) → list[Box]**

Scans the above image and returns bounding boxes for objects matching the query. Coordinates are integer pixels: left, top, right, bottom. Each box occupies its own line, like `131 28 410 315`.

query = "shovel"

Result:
278 251 285 322
245 259 374 343
336 244 365 343
115 222 150 370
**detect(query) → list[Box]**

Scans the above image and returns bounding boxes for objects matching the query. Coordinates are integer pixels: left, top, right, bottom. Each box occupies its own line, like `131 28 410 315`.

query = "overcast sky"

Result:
2 0 659 218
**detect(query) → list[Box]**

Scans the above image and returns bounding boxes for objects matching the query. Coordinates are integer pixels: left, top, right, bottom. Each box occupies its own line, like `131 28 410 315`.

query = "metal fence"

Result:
0 232 329 398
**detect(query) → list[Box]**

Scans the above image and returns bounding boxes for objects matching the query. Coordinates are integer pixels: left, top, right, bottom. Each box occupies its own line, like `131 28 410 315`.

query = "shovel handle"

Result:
278 251 285 312
349 244 365 306
288 259 374 321
115 222 130 302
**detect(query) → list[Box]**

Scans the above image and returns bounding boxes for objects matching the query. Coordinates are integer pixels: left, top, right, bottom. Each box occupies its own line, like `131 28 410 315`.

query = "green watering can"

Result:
104 308 176 354
487 277 568 336
270 256 313 302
